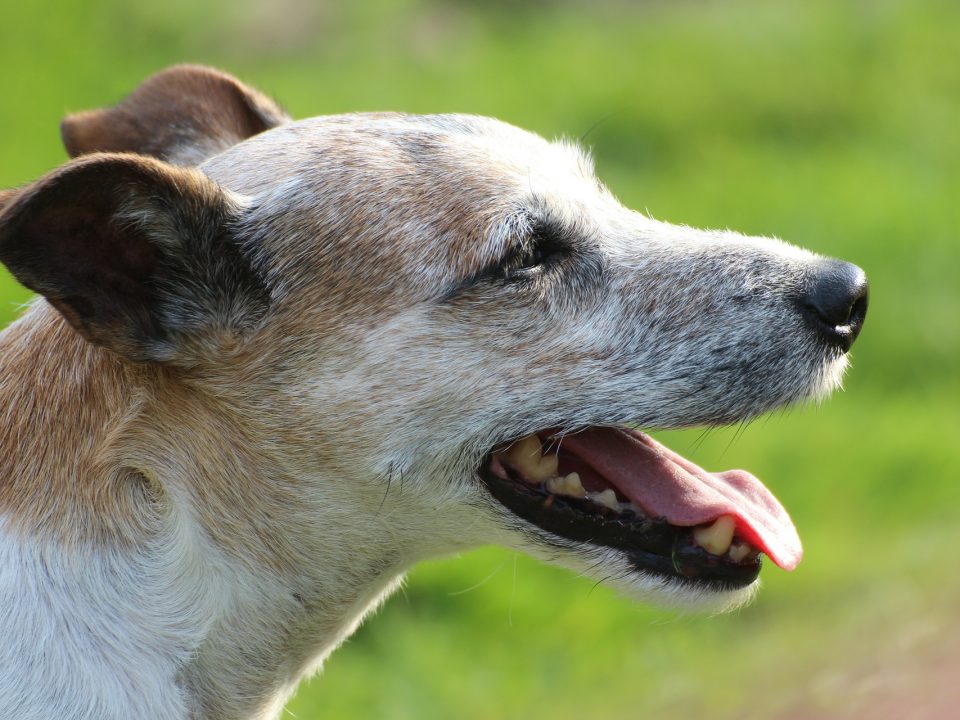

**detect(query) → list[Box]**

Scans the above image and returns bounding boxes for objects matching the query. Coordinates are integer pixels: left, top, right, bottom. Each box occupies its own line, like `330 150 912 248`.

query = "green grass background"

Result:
2 0 958 717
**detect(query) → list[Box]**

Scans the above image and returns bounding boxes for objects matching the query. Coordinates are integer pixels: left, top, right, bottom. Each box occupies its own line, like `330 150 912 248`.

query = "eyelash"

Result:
496 225 567 281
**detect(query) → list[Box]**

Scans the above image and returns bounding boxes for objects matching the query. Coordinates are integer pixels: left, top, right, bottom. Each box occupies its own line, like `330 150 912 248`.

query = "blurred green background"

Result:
2 0 958 717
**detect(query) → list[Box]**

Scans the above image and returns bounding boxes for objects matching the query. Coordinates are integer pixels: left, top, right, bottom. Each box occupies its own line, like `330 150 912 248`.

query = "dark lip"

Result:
479 459 762 590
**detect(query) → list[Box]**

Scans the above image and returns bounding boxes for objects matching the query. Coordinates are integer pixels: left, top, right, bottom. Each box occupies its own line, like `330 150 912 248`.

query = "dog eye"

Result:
497 225 567 281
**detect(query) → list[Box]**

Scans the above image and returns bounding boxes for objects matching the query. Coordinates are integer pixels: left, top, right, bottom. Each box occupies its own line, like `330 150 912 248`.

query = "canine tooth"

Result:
728 540 752 563
536 453 559 480
589 488 619 511
692 515 736 555
503 435 557 482
545 472 586 498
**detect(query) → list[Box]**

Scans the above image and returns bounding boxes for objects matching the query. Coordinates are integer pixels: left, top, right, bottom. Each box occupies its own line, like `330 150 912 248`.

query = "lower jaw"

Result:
480 463 762 591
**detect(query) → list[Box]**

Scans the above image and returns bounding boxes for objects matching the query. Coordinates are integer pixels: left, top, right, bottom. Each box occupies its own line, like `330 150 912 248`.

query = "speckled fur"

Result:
0 67 848 719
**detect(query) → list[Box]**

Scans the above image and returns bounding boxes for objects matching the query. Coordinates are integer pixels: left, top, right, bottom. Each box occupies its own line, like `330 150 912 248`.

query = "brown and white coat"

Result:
0 66 865 719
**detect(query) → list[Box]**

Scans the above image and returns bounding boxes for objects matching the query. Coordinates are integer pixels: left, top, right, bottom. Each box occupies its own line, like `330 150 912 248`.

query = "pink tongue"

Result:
556 428 802 571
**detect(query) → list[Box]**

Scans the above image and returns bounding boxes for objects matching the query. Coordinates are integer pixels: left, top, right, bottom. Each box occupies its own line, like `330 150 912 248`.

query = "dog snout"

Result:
799 260 868 352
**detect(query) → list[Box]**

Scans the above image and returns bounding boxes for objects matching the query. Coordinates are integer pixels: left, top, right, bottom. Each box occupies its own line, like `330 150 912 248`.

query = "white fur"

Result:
0 512 208 719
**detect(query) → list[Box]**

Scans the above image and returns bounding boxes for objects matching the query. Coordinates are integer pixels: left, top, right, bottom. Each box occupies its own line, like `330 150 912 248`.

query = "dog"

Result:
0 65 867 719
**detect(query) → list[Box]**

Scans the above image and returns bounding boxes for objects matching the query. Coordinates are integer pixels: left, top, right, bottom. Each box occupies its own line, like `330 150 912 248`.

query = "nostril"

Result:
807 263 868 326
847 289 868 328
801 260 869 350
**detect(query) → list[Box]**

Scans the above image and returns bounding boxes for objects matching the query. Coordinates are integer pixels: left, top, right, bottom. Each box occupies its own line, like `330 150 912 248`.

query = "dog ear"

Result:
0 188 16 214
61 65 290 166
0 153 269 363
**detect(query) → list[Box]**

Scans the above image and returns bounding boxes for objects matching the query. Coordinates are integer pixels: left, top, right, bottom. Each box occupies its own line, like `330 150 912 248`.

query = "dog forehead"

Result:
202 113 601 302
204 112 594 197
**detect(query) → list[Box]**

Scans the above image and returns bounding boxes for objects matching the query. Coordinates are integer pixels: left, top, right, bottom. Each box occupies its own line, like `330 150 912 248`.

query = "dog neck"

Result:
0 302 410 719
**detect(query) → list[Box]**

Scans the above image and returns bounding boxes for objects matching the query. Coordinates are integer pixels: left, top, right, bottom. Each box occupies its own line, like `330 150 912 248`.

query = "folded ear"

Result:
0 153 269 362
0 189 15 214
61 65 290 166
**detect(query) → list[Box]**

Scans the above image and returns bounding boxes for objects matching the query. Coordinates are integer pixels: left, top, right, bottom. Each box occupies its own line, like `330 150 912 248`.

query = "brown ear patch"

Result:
0 189 16 215
61 64 290 166
0 153 269 362
0 159 165 355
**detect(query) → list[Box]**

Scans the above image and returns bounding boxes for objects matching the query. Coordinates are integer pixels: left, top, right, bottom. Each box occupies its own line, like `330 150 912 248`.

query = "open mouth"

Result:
480 427 802 590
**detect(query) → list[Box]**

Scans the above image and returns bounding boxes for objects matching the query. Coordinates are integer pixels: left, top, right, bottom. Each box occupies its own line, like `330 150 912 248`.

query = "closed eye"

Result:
439 219 585 302
490 222 570 282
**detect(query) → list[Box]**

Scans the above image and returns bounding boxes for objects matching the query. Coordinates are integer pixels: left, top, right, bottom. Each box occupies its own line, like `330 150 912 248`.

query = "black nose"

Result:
800 260 868 351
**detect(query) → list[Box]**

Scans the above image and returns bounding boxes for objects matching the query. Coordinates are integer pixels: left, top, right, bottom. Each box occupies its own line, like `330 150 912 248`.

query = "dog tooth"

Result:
545 472 586 498
503 435 556 483
727 540 752 563
588 488 619 511
536 453 559 480
692 515 736 555
506 435 542 462
564 472 585 496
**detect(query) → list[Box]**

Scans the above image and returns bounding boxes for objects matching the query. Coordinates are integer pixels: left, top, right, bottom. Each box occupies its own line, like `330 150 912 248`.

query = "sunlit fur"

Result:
0 68 849 719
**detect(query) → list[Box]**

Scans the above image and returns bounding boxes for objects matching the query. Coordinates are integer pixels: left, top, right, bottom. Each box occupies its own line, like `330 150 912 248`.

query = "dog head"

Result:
0 66 866 611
